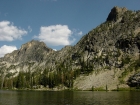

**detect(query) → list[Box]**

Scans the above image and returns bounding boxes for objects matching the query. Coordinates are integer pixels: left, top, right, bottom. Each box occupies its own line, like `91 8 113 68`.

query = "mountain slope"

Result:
73 7 140 90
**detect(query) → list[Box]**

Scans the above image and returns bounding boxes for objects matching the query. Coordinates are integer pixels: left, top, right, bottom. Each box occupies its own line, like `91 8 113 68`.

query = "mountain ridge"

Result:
1 6 140 90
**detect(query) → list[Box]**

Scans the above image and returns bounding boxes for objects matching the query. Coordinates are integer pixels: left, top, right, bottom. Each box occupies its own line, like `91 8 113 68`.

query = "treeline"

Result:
1 69 74 89
1 67 76 89
0 57 94 89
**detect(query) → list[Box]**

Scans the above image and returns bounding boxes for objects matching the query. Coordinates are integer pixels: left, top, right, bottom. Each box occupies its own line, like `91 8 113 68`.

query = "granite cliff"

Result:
1 6 140 90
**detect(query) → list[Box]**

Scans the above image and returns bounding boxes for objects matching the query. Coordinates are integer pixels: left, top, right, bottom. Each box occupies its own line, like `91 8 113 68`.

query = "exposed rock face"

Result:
128 72 140 87
107 6 127 22
1 6 140 90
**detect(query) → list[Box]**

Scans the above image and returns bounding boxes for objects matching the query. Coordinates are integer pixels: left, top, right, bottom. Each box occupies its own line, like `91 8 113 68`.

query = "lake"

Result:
0 90 140 105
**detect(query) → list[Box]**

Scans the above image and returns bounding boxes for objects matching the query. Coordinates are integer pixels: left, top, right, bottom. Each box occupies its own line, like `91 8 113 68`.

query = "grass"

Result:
90 87 106 91
112 87 140 91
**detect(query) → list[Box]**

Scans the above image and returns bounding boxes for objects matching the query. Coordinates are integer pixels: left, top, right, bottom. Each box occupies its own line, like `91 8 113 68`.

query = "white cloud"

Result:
0 21 27 41
78 31 83 36
53 49 57 51
36 24 75 46
72 29 83 36
0 45 17 57
28 26 32 32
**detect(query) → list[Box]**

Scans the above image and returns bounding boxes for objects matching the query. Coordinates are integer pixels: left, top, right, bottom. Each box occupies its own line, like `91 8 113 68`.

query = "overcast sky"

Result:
0 0 140 57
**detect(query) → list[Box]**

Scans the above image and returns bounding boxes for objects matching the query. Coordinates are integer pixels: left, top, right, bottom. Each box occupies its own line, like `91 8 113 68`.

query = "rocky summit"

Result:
1 6 140 90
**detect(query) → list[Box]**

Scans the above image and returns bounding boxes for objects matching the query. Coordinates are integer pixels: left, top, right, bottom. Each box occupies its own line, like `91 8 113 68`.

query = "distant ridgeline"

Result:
1 6 140 90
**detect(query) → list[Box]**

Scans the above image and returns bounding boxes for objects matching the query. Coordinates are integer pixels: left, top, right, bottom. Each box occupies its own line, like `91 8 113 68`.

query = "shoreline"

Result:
1 87 140 92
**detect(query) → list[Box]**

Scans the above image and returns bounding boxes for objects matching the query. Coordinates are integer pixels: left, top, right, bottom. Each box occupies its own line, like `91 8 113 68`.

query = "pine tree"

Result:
16 72 25 89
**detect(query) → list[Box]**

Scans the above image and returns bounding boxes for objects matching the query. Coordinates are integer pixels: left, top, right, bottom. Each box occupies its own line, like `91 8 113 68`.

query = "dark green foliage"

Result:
16 72 25 88
41 68 48 87
130 59 140 71
79 57 93 74
122 56 131 65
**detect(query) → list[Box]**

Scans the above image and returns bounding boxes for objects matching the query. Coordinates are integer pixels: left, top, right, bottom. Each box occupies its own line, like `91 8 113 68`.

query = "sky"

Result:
0 0 140 57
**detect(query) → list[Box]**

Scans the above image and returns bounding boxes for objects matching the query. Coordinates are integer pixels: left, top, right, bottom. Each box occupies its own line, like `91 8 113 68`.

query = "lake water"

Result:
0 90 140 105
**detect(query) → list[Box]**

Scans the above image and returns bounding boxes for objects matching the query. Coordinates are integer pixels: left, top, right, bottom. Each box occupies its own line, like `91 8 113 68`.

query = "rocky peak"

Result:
20 40 52 51
21 40 46 50
4 40 54 63
107 6 127 21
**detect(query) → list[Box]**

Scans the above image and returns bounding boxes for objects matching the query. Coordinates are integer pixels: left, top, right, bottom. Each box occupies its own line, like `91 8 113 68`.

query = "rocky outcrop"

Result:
128 72 140 87
107 6 127 22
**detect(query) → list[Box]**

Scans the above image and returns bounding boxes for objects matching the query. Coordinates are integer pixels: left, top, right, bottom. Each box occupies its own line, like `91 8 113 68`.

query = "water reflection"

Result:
0 90 19 105
16 91 74 105
0 90 140 105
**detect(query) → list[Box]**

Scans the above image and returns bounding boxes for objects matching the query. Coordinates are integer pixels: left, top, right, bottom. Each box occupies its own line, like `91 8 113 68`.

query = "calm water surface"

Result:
0 90 140 105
